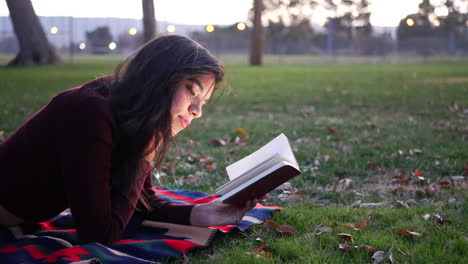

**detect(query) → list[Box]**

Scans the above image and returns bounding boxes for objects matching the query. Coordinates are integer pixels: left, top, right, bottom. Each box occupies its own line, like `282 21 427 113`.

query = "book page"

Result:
226 133 298 180
217 153 288 195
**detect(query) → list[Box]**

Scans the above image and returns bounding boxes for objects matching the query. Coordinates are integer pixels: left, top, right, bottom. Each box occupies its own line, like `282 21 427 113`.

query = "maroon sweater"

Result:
0 78 194 244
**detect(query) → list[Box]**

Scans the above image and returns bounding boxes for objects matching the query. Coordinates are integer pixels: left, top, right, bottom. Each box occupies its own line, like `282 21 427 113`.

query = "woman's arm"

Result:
142 168 195 225
56 96 145 245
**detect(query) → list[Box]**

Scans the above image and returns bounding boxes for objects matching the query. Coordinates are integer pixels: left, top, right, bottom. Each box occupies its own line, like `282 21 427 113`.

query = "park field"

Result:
0 56 467 263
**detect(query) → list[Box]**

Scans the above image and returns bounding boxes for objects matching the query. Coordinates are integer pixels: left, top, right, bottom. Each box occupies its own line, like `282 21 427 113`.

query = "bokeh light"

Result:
79 43 86 50
108 42 117 50
406 18 414 26
236 22 246 31
50 26 58 34
129 27 137 35
206 25 215 32
167 25 176 33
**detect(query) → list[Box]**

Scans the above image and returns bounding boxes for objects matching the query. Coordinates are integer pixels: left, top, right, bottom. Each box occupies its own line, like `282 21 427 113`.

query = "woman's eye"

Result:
185 84 195 95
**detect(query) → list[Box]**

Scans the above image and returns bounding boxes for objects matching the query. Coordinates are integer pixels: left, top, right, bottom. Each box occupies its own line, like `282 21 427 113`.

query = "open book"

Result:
216 133 301 204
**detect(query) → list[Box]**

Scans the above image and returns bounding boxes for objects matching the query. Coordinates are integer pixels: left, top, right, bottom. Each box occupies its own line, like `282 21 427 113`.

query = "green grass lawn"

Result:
0 55 467 263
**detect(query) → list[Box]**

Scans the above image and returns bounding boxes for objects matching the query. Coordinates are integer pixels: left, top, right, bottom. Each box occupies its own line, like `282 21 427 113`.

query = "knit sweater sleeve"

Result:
142 166 194 225
55 95 144 245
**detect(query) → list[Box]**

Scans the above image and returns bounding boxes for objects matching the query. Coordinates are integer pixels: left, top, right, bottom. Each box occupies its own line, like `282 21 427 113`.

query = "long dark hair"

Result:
98 35 224 207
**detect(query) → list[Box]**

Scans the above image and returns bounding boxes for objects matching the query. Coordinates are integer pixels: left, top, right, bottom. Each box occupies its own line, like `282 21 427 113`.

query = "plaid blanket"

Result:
0 189 281 263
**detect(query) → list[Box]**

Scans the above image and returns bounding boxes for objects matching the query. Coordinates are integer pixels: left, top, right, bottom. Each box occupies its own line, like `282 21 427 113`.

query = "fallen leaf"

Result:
372 251 386 263
367 161 380 170
337 233 353 242
396 229 422 237
343 223 356 229
262 220 279 228
210 138 226 146
396 200 410 208
331 221 339 227
250 243 269 253
357 220 368 230
433 214 450 225
392 175 411 184
338 241 352 252
248 243 272 258
438 180 452 187
234 128 249 136
423 214 431 221
413 169 424 177
315 226 333 235
335 178 352 192
233 136 247 146
327 127 336 133
205 163 217 170
275 224 296 236
358 244 378 253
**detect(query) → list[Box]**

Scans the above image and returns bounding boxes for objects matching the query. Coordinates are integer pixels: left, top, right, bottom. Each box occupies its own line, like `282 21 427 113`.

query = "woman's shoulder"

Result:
55 76 112 109
50 76 115 124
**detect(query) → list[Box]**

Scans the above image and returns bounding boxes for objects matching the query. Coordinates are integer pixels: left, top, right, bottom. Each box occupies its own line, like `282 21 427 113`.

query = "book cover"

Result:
217 134 301 204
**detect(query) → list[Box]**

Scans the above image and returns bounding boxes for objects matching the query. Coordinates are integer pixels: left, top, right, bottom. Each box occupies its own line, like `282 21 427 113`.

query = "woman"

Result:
0 35 260 245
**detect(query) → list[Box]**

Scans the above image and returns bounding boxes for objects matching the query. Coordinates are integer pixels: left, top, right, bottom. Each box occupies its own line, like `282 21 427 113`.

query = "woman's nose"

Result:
189 103 202 118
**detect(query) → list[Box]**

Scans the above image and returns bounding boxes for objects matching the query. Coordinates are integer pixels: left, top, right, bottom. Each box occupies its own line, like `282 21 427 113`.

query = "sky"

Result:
0 0 428 27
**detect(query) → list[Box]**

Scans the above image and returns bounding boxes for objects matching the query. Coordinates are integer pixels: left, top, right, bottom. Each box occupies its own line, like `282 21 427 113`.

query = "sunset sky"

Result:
0 0 459 27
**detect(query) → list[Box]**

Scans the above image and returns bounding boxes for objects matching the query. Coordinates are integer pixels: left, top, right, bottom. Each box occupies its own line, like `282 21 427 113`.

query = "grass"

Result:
0 55 467 263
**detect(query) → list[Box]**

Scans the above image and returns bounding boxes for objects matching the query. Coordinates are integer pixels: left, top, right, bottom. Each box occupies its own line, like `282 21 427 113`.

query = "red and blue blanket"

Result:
0 189 281 263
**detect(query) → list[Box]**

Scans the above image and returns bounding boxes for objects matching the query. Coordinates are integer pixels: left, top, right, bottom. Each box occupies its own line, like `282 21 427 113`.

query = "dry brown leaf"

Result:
433 214 450 224
233 136 247 146
248 243 272 258
262 220 279 228
210 138 226 146
275 224 296 236
337 233 353 242
438 180 452 187
367 161 380 170
358 244 378 253
343 223 356 229
396 229 422 237
357 220 368 230
413 169 424 177
234 128 249 136
392 175 411 184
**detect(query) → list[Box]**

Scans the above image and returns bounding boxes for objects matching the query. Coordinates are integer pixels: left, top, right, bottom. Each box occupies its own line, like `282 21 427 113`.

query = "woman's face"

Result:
170 74 215 136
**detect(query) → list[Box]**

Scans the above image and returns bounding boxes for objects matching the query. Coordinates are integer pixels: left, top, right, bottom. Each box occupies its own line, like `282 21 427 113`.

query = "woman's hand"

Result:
190 195 267 227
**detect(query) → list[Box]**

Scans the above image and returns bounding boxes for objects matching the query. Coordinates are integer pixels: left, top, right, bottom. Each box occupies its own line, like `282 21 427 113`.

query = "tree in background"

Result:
142 0 156 43
250 0 264 65
5 0 60 66
262 0 372 54
86 26 113 54
397 0 467 55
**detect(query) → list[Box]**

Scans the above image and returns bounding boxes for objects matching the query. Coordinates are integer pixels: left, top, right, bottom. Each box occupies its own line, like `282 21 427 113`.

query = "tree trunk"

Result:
6 0 60 66
142 0 156 43
250 0 264 66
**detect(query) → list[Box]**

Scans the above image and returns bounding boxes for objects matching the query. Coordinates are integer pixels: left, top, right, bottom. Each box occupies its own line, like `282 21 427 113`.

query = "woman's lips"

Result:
179 116 190 129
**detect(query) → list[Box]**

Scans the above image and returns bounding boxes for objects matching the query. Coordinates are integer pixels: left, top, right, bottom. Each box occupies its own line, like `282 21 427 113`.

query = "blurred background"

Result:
0 0 467 65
